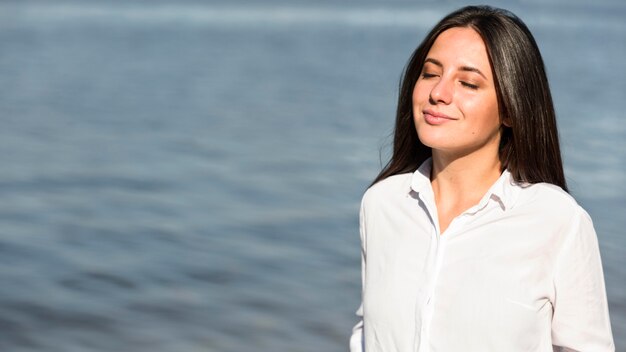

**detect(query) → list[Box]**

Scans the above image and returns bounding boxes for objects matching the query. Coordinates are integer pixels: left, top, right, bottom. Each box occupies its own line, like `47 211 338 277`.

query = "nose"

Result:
429 76 453 105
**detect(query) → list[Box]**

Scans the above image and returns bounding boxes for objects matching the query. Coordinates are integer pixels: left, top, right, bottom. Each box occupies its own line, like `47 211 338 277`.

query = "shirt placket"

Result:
417 229 447 352
415 198 473 352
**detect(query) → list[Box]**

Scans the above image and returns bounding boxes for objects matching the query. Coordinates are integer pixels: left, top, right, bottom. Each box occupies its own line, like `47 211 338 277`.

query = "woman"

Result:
350 5 614 352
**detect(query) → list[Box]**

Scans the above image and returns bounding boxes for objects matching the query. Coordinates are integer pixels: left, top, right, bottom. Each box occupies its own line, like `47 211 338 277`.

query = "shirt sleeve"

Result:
350 198 367 352
350 305 364 352
551 207 614 351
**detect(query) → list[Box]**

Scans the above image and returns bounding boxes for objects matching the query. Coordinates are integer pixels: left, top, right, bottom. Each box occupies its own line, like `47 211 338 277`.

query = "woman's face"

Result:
412 27 502 158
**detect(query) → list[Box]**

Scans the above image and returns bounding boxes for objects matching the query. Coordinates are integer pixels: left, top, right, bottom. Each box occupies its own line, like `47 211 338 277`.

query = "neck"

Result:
429 148 503 234
431 148 502 198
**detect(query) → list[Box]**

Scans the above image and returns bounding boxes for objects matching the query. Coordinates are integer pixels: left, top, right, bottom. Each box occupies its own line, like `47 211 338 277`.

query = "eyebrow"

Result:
424 58 487 79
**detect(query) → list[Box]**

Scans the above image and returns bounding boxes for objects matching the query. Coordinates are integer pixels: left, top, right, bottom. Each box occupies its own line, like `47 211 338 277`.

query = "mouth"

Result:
422 109 455 125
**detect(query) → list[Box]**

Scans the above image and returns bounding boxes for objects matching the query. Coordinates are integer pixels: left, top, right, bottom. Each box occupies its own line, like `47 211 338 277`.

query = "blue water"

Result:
0 1 624 351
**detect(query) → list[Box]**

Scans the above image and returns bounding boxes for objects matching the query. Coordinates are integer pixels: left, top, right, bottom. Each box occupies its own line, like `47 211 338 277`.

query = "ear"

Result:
502 117 512 127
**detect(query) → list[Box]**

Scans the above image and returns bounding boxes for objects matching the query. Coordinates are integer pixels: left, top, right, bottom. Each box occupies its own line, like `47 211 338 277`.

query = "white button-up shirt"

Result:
350 160 614 352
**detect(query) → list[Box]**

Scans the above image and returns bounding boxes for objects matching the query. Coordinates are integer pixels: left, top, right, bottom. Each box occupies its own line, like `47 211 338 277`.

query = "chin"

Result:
416 129 449 150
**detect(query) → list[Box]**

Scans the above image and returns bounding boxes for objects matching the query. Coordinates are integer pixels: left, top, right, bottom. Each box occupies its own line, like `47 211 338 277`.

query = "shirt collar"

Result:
409 158 521 212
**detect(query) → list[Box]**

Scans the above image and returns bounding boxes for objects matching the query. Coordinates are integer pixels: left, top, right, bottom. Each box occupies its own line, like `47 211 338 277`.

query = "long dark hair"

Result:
372 5 567 191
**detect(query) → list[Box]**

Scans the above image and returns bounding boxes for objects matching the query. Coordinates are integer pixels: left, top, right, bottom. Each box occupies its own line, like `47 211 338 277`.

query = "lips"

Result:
422 109 456 125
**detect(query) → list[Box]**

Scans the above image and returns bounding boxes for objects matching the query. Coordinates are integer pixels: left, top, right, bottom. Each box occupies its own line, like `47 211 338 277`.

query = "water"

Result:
0 1 624 351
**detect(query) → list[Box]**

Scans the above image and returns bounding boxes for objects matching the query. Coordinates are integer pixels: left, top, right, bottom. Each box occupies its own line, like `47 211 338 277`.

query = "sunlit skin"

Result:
412 27 505 233
413 27 502 161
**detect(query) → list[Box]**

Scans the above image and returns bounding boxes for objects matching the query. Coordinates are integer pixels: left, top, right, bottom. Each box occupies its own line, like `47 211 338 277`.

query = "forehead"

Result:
426 27 492 73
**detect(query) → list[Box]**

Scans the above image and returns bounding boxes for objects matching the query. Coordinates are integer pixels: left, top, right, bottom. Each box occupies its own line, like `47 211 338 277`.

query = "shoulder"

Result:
514 182 592 227
361 173 413 208
517 182 579 210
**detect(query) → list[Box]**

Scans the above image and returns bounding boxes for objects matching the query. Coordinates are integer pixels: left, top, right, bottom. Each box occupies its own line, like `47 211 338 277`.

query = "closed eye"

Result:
461 81 478 90
421 72 437 79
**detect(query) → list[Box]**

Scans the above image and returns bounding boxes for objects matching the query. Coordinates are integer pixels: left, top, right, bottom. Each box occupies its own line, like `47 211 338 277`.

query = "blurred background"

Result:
0 0 623 351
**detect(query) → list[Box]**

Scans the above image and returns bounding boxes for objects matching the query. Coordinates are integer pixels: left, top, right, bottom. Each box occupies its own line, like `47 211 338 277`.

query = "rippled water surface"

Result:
0 1 624 351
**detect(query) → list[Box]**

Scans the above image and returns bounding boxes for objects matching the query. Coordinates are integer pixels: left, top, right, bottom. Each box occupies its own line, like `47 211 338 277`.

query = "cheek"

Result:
411 86 420 104
463 95 500 127
412 81 429 103
483 102 501 128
